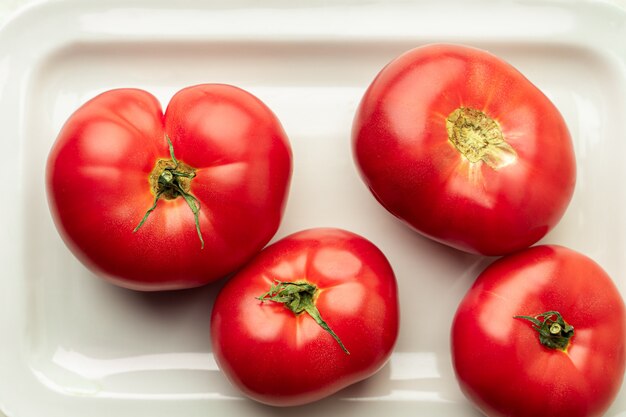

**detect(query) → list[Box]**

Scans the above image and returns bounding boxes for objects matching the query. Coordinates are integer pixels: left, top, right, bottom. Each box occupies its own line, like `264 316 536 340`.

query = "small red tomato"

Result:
210 228 399 406
452 245 626 417
46 85 292 291
353 44 576 255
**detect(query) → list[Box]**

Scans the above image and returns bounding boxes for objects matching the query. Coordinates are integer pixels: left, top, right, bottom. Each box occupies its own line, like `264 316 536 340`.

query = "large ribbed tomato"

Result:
46 84 292 291
353 44 576 255
452 245 626 417
210 228 399 406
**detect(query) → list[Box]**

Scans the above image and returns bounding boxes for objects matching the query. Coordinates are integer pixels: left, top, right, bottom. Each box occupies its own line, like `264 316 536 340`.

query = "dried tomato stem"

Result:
446 107 517 169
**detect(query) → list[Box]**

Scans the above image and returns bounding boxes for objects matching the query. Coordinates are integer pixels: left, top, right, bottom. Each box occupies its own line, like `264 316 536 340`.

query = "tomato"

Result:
210 228 399 406
46 84 292 291
451 245 626 417
352 44 576 255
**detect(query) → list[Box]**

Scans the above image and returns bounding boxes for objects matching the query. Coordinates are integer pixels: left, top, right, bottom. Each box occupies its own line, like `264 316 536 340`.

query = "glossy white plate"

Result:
1 0 625 416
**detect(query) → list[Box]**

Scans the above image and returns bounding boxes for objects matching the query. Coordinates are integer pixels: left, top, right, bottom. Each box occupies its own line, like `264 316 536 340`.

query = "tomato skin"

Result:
210 228 399 406
46 85 292 291
353 44 576 255
451 245 626 417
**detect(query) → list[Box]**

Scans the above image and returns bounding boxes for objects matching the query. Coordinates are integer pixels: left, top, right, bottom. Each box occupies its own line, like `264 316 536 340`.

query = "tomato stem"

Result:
133 135 205 249
257 280 350 355
514 311 574 352
446 107 517 170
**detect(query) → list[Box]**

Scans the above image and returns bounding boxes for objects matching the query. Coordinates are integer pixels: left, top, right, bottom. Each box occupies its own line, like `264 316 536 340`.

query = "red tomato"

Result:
210 228 399 406
451 245 626 417
46 85 292 291
352 44 576 255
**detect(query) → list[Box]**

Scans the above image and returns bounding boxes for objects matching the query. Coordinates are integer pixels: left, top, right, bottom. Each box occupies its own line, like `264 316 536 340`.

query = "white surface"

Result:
1 0 625 416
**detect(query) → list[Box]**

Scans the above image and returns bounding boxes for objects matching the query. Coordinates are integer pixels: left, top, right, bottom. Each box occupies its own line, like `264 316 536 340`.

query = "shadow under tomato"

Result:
126 275 230 318
235 359 482 416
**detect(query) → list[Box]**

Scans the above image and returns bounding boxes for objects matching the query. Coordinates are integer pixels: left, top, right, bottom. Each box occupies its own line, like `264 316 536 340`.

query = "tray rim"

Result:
1 0 626 416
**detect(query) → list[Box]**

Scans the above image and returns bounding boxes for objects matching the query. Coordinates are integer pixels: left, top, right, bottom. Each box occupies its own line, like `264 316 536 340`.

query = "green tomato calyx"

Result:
133 135 204 249
515 310 574 352
257 280 350 355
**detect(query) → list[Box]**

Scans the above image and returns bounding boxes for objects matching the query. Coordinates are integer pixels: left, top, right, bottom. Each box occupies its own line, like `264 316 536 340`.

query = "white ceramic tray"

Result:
1 0 625 416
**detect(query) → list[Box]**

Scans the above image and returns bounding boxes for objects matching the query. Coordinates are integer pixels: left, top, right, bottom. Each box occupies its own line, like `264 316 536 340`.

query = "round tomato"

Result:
46 84 292 291
352 44 576 255
210 228 399 406
451 245 626 417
